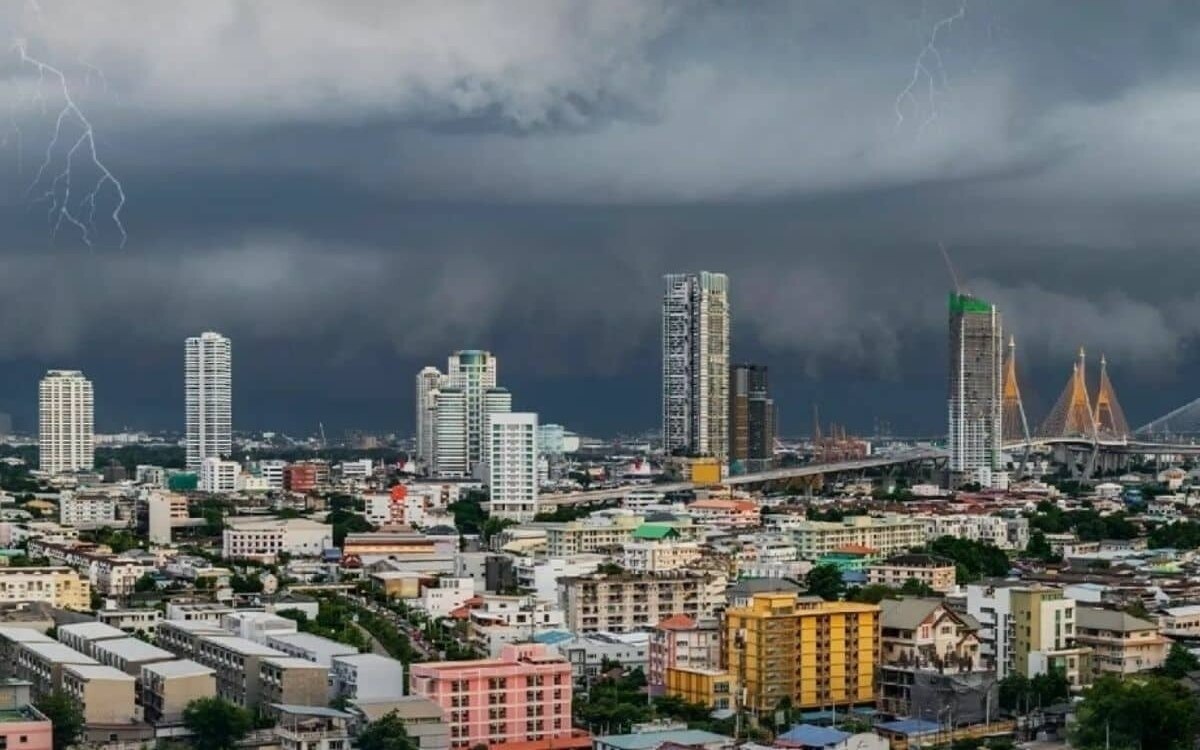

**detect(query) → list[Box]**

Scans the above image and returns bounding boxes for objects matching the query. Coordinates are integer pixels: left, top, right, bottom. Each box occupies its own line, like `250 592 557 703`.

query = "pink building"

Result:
648 615 721 695
0 680 52 750
409 643 589 750
685 498 761 528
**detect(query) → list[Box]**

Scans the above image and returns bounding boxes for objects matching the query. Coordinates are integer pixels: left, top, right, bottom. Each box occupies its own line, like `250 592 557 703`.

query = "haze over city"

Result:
2 2 1200 436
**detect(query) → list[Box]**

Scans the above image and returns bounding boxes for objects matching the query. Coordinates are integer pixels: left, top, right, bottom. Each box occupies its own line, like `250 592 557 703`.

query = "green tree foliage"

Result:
357 711 420 750
37 691 83 750
1149 521 1200 551
134 574 158 593
229 573 264 594
1024 530 1057 561
1029 502 1138 542
533 501 617 522
327 508 375 546
997 670 1069 713
1071 675 1199 750
276 599 368 651
805 564 845 601
927 536 1010 583
183 697 254 750
899 578 936 597
448 490 488 535
1162 642 1200 679
845 584 898 604
88 526 141 553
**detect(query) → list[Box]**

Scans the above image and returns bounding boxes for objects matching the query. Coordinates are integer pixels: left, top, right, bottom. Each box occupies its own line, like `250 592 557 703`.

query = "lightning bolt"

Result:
12 38 126 249
895 0 969 135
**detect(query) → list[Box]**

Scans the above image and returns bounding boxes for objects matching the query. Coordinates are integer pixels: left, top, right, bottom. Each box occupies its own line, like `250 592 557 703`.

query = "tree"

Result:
899 578 936 597
134 574 158 593
37 691 83 750
357 712 419 750
1025 530 1054 561
927 536 1010 583
1163 642 1200 679
805 564 844 601
846 584 897 604
1071 675 1199 750
182 697 254 750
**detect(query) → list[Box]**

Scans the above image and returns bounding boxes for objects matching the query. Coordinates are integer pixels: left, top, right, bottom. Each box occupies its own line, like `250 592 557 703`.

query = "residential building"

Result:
221 611 299 644
947 293 1003 488
14 641 98 699
200 457 241 493
433 388 468 478
419 577 477 619
648 615 721 695
284 463 320 493
685 498 760 528
58 492 118 527
877 598 994 723
662 272 730 462
156 620 226 659
222 517 332 561
513 557 604 601
0 567 90 610
194 634 288 708
135 465 168 487
92 637 176 677
1159 605 1200 637
56 621 127 657
481 388 513 461
467 595 567 657
266 632 358 668
416 367 445 467
0 680 52 750
142 659 216 725
548 632 649 685
409 643 584 750
724 592 879 713
789 515 926 559
729 364 775 473
867 554 957 593
60 663 136 724
0 629 54 678
38 370 94 475
487 413 539 521
1075 606 1168 676
348 696 449 750
665 667 736 711
259 656 329 709
145 491 189 545
95 555 157 597
542 513 654 557
916 514 1029 551
560 571 727 634
621 541 702 573
966 583 1091 684
96 608 163 636
274 704 355 750
258 460 287 490
331 653 407 702
185 331 232 471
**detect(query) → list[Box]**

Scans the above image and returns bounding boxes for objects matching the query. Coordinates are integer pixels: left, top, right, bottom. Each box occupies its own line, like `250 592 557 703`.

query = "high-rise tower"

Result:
730 364 775 473
185 332 232 471
39 370 94 475
948 293 1003 486
662 272 730 462
415 366 444 466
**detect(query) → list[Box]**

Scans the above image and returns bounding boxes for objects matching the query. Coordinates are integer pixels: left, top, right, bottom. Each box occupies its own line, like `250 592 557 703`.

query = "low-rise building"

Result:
221 611 299 644
561 571 727 634
60 663 136 724
58 492 119 528
142 659 217 725
542 514 646 557
1075 606 1169 676
789 515 926 559
274 704 354 750
0 629 54 678
621 541 703 573
468 595 567 657
92 637 175 677
0 567 90 611
0 680 52 750
348 696 449 750
194 635 288 708
1159 605 1200 637
14 641 98 699
867 554 957 593
409 643 583 750
916 514 1029 551
56 621 128 657
664 667 736 710
156 619 227 659
97 608 163 636
200 458 241 494
265 632 358 668
548 632 648 685
648 615 721 695
419 577 477 619
684 499 760 529
259 657 330 709
332 653 407 702
222 517 332 562
513 556 604 602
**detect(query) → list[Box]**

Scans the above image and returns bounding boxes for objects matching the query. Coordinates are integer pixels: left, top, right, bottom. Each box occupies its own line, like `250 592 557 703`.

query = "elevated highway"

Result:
538 447 945 508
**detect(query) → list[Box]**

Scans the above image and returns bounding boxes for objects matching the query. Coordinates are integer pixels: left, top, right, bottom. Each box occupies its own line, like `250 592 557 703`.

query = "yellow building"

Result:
665 666 736 711
690 458 721 485
724 592 878 713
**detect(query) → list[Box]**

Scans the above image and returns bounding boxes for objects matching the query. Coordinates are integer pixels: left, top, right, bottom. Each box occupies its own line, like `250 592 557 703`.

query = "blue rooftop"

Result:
876 719 940 735
777 724 850 747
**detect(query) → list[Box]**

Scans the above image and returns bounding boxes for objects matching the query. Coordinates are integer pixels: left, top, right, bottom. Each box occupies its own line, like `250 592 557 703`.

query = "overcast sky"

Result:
1 0 1199 438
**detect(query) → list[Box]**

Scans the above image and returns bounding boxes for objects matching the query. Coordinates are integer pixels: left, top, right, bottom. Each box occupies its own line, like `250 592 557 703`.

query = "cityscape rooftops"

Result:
142 659 214 678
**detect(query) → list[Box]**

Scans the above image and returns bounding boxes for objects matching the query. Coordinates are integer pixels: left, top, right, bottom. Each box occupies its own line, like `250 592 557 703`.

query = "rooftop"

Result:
777 724 850 747
142 659 214 678
199 635 287 657
61 663 134 682
57 622 128 641
93 637 174 662
594 729 732 750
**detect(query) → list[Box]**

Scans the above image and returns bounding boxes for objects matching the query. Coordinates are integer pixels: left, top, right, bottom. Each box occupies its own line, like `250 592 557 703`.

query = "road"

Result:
347 594 439 661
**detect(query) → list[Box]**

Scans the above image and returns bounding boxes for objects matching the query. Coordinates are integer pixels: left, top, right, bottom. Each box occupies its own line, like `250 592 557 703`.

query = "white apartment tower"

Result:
662 272 730 462
433 388 468 477
415 366 444 465
430 350 509 478
38 370 95 475
948 293 1003 487
185 332 232 471
487 412 539 521
446 350 497 467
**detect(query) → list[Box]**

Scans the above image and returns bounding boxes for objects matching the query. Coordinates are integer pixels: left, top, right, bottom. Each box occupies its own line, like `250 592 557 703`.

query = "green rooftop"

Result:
949 292 993 314
632 524 679 540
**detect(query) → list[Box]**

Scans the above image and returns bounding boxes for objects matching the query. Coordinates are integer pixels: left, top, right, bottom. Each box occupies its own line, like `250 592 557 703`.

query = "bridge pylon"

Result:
1093 354 1130 439
1038 348 1098 439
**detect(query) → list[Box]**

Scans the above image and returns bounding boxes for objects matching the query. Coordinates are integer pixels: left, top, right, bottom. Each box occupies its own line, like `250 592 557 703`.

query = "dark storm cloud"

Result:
1 0 1200 434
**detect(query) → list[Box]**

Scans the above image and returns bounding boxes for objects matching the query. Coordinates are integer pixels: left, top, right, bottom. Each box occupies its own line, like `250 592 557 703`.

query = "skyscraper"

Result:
662 272 730 461
948 293 1003 487
487 412 539 521
185 332 232 472
415 366 444 465
730 364 776 473
38 370 94 475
